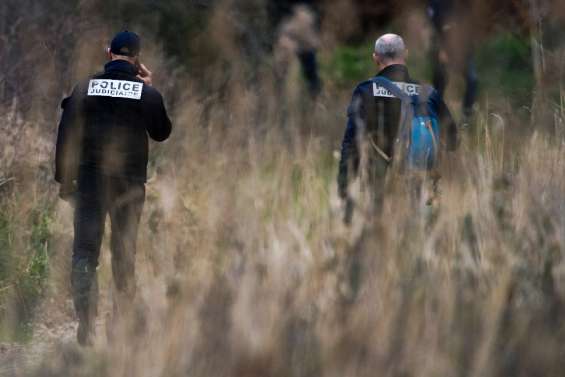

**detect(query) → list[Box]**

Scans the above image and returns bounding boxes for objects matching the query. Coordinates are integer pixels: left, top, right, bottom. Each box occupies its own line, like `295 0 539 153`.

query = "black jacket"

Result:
55 60 172 184
337 64 457 199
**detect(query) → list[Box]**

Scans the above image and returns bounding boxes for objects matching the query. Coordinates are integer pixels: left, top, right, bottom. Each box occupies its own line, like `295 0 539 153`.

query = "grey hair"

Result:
374 34 406 60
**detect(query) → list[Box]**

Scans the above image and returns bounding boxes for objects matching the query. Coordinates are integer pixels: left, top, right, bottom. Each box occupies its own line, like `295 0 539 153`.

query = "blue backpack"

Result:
372 76 440 171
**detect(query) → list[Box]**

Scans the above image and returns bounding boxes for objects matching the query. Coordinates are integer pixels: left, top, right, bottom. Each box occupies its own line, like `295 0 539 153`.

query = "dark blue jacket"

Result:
55 60 172 185
337 64 457 199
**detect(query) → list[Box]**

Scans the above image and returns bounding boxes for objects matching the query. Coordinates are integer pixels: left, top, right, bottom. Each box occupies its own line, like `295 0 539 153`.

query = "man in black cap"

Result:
55 31 172 345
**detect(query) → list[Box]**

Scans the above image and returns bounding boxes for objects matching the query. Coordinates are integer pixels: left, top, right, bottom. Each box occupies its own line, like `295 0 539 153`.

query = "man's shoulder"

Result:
349 79 376 99
90 71 107 80
353 79 374 93
68 73 104 93
141 84 164 103
64 79 91 102
141 83 161 95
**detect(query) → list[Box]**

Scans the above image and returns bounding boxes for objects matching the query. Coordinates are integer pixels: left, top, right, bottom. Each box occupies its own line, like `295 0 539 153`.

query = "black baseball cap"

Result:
110 31 141 57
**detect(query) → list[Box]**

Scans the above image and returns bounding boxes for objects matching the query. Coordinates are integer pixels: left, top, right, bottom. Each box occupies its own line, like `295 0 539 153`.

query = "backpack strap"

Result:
370 76 416 171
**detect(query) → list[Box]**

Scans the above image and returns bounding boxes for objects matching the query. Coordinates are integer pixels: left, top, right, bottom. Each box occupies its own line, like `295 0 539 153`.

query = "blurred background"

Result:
0 0 564 376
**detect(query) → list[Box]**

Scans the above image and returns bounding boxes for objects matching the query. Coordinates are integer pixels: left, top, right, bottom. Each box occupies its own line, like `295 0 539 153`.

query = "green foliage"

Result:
323 32 534 112
324 42 433 88
0 211 13 284
405 49 433 85
477 32 533 106
0 200 53 341
97 0 212 68
323 42 376 87
17 206 52 307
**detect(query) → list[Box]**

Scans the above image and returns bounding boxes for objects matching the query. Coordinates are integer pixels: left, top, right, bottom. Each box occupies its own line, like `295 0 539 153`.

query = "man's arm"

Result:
55 86 84 195
337 87 364 200
145 89 172 142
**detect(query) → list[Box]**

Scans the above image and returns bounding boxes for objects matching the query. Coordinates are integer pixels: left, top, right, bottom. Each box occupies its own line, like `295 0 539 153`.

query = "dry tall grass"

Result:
8 88 561 376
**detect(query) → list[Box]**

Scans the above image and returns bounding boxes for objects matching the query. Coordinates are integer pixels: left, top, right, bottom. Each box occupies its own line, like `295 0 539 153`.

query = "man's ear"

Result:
372 53 380 65
106 47 112 60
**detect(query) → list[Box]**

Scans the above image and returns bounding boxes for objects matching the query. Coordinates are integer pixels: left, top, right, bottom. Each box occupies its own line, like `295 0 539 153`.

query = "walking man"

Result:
270 0 322 97
428 0 478 125
338 33 457 223
55 31 172 345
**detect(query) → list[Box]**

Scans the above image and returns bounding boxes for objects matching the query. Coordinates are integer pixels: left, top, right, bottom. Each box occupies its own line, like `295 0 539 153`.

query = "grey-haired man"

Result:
337 34 457 223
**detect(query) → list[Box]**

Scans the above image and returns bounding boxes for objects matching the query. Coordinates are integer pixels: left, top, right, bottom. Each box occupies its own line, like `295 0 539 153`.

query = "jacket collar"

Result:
376 64 410 82
104 60 138 76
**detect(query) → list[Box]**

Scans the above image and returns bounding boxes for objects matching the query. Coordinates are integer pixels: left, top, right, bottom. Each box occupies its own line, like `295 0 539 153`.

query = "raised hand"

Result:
136 63 153 86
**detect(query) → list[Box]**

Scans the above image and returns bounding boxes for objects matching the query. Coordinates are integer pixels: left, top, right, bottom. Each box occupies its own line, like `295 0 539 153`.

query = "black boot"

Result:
71 259 98 346
77 313 95 346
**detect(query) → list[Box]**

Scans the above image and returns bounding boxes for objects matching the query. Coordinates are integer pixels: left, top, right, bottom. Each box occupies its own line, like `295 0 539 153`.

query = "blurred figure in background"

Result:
270 1 322 98
55 31 172 345
338 34 457 224
428 0 478 125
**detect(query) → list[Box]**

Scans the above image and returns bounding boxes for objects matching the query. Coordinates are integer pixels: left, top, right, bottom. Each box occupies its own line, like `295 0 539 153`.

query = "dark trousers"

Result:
71 169 145 324
431 37 478 119
297 49 322 98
